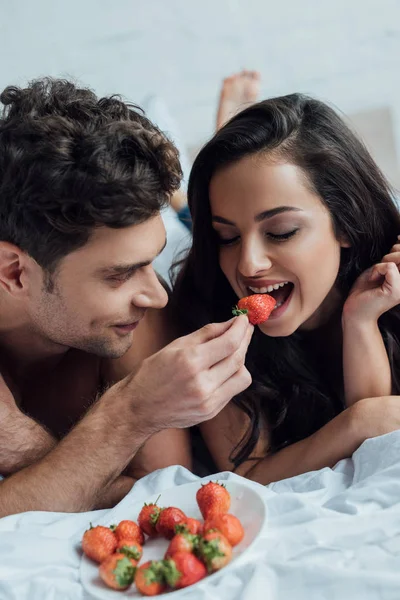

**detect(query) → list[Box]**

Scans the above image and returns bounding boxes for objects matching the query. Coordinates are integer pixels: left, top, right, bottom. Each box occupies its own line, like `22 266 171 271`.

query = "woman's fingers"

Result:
382 250 400 267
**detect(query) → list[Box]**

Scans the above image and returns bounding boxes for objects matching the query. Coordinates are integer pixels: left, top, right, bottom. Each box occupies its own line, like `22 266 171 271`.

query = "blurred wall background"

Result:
1 0 399 187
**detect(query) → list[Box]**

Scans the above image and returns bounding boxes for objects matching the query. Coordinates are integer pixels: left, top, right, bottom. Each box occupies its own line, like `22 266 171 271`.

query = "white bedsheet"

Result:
1 431 400 599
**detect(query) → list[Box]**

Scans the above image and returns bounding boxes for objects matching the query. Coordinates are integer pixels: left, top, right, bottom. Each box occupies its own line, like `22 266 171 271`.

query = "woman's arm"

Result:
341 243 400 406
342 317 391 406
200 396 400 485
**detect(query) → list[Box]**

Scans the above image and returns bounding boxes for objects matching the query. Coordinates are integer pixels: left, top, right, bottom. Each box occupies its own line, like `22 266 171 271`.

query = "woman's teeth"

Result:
248 281 289 294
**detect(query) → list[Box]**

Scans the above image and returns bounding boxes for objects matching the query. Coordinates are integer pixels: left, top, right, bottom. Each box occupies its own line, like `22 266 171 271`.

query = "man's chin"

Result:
77 336 133 359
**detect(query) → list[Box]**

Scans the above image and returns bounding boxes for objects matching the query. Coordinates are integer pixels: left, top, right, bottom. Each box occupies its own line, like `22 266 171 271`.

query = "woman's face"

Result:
209 156 349 336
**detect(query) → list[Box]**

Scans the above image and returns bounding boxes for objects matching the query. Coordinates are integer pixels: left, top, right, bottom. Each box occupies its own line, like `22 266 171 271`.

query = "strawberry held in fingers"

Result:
163 551 207 589
81 524 117 563
99 553 137 591
196 481 231 519
233 294 276 325
156 506 187 539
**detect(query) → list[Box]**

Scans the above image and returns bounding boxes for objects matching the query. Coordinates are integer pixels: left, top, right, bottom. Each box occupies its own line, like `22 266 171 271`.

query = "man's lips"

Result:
113 321 141 332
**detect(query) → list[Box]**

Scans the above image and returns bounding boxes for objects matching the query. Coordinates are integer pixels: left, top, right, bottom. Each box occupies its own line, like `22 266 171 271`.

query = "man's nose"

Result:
132 266 169 309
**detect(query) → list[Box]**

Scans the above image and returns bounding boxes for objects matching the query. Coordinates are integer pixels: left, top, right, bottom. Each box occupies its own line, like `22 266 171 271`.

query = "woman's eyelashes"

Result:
216 228 299 246
217 234 240 246
266 228 299 241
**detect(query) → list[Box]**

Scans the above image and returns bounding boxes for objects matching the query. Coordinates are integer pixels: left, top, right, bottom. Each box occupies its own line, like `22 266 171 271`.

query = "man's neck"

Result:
0 296 69 381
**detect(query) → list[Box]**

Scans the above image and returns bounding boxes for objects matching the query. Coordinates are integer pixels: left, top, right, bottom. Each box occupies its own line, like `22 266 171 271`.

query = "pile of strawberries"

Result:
82 481 245 596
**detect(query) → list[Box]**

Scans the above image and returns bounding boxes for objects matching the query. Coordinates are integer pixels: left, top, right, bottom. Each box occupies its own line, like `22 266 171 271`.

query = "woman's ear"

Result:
338 233 351 248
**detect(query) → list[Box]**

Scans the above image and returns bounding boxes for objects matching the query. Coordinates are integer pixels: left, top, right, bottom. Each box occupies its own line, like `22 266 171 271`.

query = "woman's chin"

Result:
257 319 298 337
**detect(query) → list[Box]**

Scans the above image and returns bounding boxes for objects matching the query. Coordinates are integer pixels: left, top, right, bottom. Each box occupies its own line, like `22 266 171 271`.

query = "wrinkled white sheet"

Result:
1 431 400 599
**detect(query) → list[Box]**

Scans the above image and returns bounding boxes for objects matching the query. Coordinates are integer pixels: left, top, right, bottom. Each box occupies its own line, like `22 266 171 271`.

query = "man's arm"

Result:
0 315 253 516
0 374 56 475
0 372 135 508
102 306 192 485
0 306 189 508
0 391 148 515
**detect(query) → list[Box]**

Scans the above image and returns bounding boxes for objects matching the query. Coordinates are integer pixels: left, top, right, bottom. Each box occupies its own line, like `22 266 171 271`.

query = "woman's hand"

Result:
343 239 400 324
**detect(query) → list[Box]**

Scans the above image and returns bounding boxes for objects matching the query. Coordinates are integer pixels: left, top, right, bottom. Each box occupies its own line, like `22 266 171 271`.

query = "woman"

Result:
171 93 400 484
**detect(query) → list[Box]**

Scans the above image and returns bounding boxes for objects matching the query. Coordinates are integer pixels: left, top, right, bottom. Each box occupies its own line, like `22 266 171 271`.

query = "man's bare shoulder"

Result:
101 305 178 384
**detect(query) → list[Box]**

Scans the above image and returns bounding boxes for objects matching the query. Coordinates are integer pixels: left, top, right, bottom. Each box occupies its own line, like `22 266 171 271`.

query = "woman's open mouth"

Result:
247 281 294 319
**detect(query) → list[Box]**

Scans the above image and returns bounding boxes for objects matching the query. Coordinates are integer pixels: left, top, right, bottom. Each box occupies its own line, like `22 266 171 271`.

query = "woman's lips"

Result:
267 284 294 320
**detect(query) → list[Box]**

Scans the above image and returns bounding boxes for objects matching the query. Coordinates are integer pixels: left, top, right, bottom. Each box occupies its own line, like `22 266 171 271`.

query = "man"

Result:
0 78 252 517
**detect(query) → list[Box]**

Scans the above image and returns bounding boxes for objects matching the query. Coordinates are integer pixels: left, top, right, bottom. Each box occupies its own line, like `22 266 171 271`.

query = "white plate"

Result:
80 479 266 599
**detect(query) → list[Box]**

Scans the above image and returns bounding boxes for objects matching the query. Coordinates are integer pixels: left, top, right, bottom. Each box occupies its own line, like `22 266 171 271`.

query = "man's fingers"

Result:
199 315 252 369
202 366 253 422
207 322 253 387
183 317 237 346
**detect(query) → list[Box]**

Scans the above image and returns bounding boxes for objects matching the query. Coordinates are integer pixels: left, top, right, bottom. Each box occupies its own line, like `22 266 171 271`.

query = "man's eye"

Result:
108 272 133 283
267 229 299 241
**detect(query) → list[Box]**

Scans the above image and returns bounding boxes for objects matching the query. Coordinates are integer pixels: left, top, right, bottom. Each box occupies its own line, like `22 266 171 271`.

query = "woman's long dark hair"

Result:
171 94 400 467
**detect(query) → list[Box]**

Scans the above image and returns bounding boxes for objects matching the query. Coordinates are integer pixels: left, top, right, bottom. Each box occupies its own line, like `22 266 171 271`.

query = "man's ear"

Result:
0 242 31 296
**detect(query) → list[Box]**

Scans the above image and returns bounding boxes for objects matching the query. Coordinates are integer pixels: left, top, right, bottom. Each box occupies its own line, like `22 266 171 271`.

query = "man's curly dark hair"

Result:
0 77 182 271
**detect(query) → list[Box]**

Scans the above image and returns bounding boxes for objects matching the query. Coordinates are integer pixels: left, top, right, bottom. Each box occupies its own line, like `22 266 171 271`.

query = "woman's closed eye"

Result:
217 234 240 246
266 228 299 241
216 228 299 246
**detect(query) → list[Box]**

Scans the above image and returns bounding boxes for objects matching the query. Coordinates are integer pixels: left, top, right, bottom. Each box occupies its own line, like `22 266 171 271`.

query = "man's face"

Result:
28 214 168 358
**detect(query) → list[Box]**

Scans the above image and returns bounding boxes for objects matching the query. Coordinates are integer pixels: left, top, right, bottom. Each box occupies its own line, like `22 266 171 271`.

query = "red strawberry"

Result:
81 524 117 563
196 481 231 520
134 560 167 596
198 531 233 573
163 551 207 589
138 500 162 537
164 531 199 559
232 293 276 325
156 507 187 539
111 520 145 546
180 517 203 536
115 538 143 561
99 552 137 591
204 513 244 546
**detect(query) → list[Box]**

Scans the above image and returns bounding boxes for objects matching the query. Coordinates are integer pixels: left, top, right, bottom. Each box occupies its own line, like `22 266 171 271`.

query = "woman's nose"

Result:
237 240 272 277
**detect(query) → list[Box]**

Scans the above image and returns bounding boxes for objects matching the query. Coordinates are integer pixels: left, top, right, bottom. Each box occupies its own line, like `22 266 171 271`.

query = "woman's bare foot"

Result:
216 70 261 130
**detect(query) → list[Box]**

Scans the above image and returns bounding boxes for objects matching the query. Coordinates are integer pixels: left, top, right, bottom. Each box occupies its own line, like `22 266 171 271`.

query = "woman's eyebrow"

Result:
212 206 302 226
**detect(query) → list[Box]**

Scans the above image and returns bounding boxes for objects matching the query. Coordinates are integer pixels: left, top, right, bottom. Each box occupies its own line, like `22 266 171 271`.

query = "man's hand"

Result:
114 315 253 436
